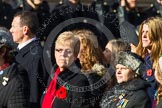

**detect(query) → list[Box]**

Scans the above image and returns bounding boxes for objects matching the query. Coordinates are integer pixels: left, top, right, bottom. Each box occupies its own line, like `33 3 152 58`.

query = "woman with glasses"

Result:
41 31 93 108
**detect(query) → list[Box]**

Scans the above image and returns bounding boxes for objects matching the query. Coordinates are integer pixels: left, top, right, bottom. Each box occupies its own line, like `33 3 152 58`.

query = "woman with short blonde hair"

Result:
41 31 93 108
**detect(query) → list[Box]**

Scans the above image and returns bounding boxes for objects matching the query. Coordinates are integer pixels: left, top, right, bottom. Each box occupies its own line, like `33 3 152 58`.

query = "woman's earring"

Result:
135 74 137 78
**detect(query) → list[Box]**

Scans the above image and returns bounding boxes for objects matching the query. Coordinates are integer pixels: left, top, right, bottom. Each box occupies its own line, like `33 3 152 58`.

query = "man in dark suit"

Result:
10 11 48 108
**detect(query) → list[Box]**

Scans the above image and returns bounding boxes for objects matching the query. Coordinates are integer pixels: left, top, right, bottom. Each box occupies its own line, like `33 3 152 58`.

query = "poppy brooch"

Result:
146 69 152 77
56 86 69 99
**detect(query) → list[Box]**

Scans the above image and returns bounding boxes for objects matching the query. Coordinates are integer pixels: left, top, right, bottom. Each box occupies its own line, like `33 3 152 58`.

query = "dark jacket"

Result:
100 78 152 108
118 6 145 27
143 54 158 103
143 2 162 20
41 63 94 108
0 63 30 108
15 39 48 108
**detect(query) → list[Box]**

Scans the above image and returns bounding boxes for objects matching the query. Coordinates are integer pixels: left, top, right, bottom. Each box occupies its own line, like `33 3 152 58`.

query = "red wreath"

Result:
56 86 67 99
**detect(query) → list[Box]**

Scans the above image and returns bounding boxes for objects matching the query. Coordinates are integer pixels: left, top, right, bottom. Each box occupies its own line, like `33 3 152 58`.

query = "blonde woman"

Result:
136 17 162 107
41 31 93 108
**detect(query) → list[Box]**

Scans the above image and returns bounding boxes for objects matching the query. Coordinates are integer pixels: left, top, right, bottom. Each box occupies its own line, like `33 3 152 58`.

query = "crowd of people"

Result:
0 0 162 108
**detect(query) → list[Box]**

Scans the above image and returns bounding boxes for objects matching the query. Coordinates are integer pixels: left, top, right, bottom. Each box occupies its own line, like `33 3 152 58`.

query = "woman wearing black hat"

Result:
0 27 30 108
100 51 151 108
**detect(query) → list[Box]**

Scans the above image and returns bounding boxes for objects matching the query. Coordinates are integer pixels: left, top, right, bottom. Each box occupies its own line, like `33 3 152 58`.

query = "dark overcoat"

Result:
100 78 152 108
41 63 95 108
0 63 30 108
15 39 48 107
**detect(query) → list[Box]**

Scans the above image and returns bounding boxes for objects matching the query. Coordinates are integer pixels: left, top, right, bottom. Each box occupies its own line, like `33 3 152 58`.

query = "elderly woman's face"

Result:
115 64 135 84
55 43 75 71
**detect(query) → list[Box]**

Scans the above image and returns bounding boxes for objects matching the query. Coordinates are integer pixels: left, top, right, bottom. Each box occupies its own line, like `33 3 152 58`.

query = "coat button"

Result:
4 16 7 20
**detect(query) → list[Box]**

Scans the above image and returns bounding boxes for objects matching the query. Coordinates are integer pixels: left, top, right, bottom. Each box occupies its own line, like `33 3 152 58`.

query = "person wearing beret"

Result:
100 51 151 108
0 27 30 108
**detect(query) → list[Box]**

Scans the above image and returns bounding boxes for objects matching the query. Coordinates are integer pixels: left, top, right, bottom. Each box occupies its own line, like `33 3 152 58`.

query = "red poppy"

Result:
56 86 67 99
147 69 152 77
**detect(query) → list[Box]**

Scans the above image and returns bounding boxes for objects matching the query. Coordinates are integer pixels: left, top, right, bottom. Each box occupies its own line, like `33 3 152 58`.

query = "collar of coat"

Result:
16 39 41 57
48 59 82 84
116 78 150 91
105 78 149 100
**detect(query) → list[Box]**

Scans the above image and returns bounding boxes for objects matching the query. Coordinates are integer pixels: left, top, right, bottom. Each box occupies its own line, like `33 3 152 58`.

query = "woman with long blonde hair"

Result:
136 17 162 108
